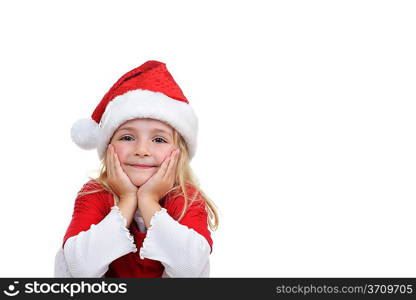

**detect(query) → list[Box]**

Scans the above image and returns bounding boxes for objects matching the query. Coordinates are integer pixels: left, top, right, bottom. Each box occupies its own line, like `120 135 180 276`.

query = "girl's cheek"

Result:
162 151 174 164
156 154 168 166
112 146 125 161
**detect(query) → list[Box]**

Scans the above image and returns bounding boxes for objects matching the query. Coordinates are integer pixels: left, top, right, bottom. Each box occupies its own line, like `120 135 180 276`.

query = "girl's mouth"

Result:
129 164 155 169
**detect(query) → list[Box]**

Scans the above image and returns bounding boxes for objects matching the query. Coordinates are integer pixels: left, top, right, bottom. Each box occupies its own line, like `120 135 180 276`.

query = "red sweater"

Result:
62 180 213 278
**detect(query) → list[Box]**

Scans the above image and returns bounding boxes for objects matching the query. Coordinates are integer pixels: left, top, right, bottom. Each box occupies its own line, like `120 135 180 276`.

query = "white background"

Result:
0 0 415 277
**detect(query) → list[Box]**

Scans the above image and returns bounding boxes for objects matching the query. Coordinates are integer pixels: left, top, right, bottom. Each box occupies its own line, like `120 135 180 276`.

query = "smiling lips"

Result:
129 164 155 169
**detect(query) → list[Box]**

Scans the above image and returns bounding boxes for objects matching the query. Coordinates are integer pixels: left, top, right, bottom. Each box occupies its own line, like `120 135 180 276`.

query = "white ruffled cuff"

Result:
62 205 137 277
139 208 211 277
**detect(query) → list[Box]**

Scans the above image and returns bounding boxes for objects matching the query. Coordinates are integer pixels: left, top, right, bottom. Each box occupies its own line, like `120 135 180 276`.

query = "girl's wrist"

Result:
119 193 137 202
137 192 159 204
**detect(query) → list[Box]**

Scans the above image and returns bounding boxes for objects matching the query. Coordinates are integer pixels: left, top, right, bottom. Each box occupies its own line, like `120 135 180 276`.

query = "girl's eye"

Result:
119 136 166 143
153 137 167 143
120 136 134 141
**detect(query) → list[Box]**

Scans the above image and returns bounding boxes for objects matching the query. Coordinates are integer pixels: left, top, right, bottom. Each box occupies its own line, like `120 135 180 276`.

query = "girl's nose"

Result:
135 142 150 156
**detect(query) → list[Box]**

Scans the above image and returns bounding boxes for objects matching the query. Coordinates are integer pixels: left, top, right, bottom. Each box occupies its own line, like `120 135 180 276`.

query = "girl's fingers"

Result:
164 149 179 180
111 145 124 179
113 148 123 173
106 146 111 177
157 152 171 177
107 145 115 177
173 149 180 171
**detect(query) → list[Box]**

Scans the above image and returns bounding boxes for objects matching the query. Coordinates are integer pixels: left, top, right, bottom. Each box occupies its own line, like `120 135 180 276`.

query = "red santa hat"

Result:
70 60 198 160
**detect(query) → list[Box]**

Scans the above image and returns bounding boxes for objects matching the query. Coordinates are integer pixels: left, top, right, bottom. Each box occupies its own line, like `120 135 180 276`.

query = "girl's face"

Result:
109 118 176 187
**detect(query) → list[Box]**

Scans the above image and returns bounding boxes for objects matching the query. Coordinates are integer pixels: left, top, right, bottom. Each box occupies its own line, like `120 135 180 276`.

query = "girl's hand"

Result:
137 148 180 201
106 144 138 199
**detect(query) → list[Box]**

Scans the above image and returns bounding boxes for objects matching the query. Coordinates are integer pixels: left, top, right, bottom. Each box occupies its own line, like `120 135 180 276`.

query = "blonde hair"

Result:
78 128 219 231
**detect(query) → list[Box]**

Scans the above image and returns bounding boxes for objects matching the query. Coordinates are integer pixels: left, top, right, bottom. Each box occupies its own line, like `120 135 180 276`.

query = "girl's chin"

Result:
128 173 154 186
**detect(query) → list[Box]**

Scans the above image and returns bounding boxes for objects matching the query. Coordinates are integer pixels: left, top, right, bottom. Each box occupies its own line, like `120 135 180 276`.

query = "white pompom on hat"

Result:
70 60 198 160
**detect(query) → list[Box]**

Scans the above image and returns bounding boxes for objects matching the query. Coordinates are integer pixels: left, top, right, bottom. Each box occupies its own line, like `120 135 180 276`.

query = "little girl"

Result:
54 60 219 278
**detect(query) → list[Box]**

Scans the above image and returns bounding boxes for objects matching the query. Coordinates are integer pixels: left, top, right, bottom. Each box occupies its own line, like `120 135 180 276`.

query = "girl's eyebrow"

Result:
118 126 172 137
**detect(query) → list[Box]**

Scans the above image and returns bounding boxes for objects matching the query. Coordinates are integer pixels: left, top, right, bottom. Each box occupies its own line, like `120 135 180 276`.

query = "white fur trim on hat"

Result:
96 89 198 160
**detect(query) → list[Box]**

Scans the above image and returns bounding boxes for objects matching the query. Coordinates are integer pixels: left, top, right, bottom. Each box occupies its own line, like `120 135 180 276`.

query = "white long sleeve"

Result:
54 247 72 277
54 206 137 278
139 208 211 277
